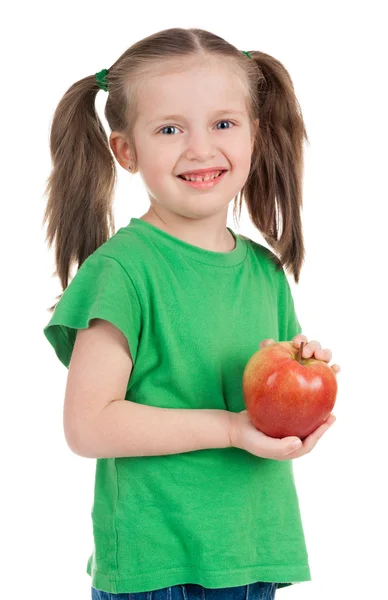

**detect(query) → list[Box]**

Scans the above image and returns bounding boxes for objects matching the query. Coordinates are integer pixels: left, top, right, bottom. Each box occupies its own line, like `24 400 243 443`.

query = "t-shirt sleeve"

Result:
277 268 303 341
43 252 142 369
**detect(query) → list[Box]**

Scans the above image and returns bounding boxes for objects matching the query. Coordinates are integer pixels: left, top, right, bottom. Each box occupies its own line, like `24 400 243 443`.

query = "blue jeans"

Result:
91 582 278 600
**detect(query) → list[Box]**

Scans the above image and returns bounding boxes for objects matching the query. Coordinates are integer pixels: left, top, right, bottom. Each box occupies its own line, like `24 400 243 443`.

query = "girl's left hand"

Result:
259 334 341 376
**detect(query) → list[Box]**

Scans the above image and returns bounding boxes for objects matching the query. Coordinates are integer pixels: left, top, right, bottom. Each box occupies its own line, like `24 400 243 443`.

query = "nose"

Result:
183 130 216 161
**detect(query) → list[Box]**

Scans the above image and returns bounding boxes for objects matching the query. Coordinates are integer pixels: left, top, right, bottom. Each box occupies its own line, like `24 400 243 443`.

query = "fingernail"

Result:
286 439 302 454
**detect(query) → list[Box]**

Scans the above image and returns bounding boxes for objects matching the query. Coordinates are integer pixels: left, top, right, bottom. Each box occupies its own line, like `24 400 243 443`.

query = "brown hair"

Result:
43 27 308 312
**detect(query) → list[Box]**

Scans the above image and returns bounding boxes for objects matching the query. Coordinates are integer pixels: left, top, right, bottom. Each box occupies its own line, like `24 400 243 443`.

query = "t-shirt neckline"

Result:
126 218 247 267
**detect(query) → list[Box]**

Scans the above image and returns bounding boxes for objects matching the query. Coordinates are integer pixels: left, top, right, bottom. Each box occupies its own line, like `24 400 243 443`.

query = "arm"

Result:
82 401 232 458
64 318 232 459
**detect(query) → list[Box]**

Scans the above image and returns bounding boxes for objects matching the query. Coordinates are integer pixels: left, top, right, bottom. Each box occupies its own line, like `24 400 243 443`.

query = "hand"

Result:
251 333 339 459
259 334 341 377
229 410 336 460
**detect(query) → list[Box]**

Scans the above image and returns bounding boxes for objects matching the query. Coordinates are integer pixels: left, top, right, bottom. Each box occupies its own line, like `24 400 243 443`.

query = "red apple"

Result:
242 341 338 440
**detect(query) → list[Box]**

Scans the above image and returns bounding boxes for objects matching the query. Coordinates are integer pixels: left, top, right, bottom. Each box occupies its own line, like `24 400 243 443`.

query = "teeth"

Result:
182 170 222 182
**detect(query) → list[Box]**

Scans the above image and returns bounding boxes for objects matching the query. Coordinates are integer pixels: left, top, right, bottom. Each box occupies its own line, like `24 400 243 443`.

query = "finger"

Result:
324 413 336 426
282 414 336 458
293 334 308 347
261 434 303 458
313 348 332 362
331 364 341 374
301 415 336 451
300 340 322 358
259 339 275 348
283 438 303 456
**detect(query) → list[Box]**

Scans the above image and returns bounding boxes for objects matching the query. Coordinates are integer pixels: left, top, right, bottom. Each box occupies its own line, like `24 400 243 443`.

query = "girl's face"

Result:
128 58 257 221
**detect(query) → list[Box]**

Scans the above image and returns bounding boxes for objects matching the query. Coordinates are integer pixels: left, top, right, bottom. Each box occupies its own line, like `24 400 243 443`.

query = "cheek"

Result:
229 136 253 164
150 162 174 181
138 148 168 174
140 162 174 192
231 153 252 176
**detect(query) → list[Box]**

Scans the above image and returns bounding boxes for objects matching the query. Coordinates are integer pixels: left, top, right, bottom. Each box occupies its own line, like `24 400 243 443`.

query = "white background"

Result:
2 1 387 598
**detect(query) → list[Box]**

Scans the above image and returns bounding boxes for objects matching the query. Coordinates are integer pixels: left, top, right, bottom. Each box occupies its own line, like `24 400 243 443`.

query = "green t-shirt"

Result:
43 218 310 594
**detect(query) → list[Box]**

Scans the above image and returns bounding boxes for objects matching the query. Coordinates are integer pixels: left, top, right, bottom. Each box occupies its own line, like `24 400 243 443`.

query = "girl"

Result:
42 27 340 600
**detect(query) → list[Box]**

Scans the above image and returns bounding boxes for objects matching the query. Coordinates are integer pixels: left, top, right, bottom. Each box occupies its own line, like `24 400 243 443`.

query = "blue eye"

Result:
159 125 179 135
157 120 235 135
216 120 234 130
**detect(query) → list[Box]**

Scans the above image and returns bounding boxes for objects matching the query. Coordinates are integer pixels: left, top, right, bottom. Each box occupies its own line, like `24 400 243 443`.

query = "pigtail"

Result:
237 51 309 284
42 73 117 312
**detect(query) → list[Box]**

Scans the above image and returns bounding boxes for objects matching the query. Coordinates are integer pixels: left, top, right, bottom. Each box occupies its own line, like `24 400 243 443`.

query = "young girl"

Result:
42 27 340 600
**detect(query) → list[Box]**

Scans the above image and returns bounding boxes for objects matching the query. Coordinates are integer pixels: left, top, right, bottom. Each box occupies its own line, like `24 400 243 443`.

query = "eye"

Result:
157 120 235 135
216 120 235 130
158 125 179 135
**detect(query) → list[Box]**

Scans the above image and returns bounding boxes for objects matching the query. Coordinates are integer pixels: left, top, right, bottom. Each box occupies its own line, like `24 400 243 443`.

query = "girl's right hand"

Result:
229 410 336 460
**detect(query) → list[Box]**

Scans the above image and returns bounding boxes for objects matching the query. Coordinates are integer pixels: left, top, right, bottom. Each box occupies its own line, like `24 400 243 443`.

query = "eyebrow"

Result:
146 109 246 126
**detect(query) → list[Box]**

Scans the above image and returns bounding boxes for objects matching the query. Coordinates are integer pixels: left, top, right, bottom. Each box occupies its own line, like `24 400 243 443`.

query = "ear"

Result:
109 131 136 172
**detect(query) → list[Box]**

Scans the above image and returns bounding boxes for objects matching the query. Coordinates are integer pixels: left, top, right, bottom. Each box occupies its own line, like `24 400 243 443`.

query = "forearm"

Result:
72 399 233 458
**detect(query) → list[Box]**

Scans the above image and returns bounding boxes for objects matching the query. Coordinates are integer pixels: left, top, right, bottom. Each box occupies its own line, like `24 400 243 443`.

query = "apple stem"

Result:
297 341 305 364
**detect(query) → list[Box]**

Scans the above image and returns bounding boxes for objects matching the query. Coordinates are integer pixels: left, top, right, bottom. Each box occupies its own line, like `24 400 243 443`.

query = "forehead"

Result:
135 57 249 119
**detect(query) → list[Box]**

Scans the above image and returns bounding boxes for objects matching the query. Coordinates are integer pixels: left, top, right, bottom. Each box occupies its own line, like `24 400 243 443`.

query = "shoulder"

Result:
241 235 291 298
57 232 142 311
243 235 283 272
80 225 145 281
90 224 152 272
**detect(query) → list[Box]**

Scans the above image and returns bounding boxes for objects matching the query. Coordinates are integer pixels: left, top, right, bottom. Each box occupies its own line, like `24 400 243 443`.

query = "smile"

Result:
177 170 227 189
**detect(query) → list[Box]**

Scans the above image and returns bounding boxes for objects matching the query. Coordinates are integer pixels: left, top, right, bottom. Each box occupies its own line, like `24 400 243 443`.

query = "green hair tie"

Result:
96 52 252 92
95 68 109 91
